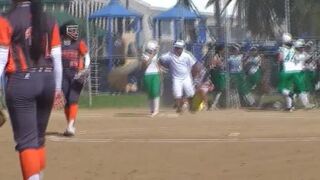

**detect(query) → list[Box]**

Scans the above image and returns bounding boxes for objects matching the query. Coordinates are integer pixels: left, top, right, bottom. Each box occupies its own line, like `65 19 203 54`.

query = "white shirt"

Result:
279 46 300 72
294 51 310 71
228 54 243 73
160 50 197 79
246 55 261 74
142 53 159 74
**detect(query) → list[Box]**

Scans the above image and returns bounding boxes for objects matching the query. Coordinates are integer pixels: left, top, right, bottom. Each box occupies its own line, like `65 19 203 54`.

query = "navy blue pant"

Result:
62 69 83 106
5 72 55 151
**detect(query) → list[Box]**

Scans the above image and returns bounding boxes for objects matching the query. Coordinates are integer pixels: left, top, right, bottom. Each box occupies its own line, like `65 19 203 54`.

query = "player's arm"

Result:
79 40 90 70
187 52 197 70
141 52 155 70
277 48 284 62
0 17 12 77
51 22 62 91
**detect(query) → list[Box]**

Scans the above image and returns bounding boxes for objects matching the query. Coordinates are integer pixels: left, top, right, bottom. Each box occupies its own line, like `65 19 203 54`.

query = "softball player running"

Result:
60 20 91 136
243 46 265 106
191 61 214 111
227 43 255 107
304 41 318 93
142 41 161 117
207 44 226 109
244 46 262 91
278 34 314 111
0 0 63 179
159 40 197 113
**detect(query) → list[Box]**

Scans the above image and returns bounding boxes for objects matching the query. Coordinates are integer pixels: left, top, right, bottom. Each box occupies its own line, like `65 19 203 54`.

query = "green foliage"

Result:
78 94 148 109
207 0 320 38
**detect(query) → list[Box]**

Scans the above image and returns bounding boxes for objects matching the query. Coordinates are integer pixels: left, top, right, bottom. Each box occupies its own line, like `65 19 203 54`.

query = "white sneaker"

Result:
64 126 76 137
150 111 159 117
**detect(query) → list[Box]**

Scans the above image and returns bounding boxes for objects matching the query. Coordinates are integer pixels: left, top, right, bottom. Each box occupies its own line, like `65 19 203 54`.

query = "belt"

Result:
28 67 53 73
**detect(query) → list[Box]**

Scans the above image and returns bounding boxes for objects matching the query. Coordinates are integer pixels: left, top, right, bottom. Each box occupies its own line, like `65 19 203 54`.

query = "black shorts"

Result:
6 71 55 151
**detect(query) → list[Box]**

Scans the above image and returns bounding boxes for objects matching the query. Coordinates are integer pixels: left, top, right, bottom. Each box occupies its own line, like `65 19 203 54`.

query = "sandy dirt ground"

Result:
1 108 320 180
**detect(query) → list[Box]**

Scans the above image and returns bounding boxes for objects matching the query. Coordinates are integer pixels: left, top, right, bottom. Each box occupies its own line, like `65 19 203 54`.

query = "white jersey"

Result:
160 50 197 80
246 55 261 74
228 54 243 73
142 53 159 75
279 46 300 72
293 51 309 72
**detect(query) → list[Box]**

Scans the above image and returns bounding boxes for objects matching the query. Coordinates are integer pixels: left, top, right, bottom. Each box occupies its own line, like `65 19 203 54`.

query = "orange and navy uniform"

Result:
0 15 60 74
62 40 88 71
62 39 88 121
0 3 61 180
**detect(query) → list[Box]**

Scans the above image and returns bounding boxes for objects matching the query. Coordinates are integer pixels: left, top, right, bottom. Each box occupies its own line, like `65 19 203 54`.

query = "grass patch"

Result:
79 93 148 108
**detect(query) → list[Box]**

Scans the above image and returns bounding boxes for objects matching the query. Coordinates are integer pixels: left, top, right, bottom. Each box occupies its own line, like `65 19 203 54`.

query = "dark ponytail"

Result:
30 0 47 62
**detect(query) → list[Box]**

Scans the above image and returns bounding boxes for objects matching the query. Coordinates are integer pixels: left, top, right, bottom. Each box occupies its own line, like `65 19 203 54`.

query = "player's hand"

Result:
53 90 65 110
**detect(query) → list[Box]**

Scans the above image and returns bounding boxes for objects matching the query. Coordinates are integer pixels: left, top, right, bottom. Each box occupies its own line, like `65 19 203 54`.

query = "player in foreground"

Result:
191 61 214 111
0 0 64 179
277 34 314 111
60 20 91 136
142 40 161 117
159 40 197 113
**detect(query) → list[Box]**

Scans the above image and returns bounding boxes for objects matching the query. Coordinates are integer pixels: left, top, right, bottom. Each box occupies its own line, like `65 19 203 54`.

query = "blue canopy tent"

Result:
89 0 142 70
153 2 207 60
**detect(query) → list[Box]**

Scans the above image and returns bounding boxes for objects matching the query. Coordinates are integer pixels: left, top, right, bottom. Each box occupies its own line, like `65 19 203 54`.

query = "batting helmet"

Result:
60 20 79 41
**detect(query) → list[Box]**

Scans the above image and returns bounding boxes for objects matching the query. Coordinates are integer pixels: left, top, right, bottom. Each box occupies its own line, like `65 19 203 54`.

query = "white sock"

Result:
213 92 222 107
285 96 293 108
68 119 75 128
244 93 255 106
28 174 40 180
153 97 160 113
299 92 310 107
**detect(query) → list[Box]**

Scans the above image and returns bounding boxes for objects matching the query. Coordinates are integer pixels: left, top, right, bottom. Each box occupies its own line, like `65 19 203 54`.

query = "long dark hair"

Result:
29 0 47 62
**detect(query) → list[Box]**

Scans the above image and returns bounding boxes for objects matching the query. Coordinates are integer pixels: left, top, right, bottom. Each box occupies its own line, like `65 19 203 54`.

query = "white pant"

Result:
172 76 195 98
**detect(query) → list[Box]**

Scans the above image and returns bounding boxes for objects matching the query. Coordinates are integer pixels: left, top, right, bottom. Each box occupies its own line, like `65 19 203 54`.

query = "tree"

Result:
207 0 320 38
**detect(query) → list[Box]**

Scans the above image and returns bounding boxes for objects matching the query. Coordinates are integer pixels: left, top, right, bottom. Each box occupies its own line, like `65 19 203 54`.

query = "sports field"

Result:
1 108 320 179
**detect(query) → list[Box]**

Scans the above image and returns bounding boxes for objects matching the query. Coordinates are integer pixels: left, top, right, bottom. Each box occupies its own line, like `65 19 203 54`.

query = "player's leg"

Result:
64 79 84 136
183 76 195 111
295 72 315 109
62 73 71 122
172 78 184 113
150 74 161 116
235 72 255 107
143 74 160 115
279 72 294 111
6 73 41 180
210 70 225 109
35 72 55 178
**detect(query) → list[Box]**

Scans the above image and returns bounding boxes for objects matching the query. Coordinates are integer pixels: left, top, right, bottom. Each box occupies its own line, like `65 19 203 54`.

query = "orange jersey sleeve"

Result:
79 40 88 55
51 23 61 48
0 16 12 47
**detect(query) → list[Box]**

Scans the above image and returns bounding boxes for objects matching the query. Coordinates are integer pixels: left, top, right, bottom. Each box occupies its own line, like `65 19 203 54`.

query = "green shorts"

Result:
247 69 262 90
304 70 317 92
278 71 305 94
143 73 161 99
210 69 226 92
229 72 249 95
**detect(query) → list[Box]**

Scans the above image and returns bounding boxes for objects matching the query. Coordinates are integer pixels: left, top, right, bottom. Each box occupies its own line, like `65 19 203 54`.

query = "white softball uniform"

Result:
279 46 300 72
142 53 159 75
160 50 197 98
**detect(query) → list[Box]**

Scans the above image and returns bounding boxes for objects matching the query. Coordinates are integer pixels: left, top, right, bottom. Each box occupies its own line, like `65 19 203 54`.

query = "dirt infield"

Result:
1 108 320 179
